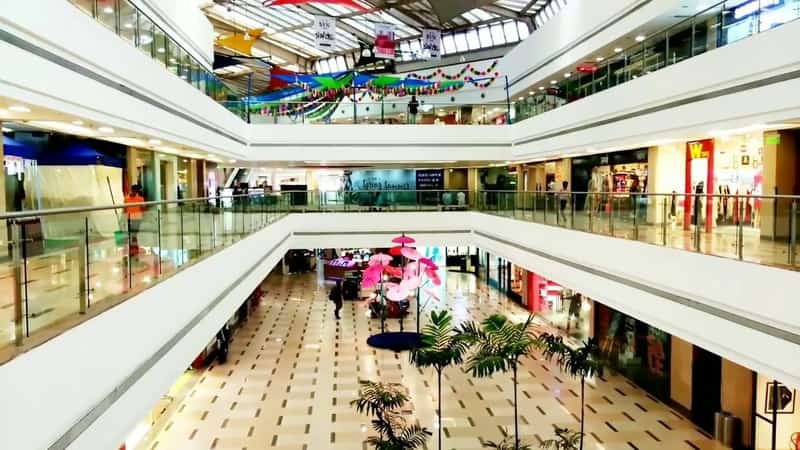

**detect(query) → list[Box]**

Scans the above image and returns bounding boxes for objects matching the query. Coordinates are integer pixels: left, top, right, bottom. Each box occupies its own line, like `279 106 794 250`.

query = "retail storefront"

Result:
526 272 592 342
446 246 478 273
595 303 671 402
571 148 649 212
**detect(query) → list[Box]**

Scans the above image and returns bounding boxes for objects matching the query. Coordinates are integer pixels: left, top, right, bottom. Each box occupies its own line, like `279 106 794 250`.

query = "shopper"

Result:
407 95 419 124
329 280 343 320
124 184 145 253
558 180 569 223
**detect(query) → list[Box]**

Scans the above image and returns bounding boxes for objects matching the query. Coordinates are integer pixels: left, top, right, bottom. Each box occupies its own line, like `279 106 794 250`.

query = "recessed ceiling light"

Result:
518 97 524 101
550 80 557 84
528 91 534 95
596 56 604 61
635 35 646 42
538 86 545 90
72 120 84 126
564 72 571 78
124 23 134 29
614 47 623 53
157 47 165 53
98 126 114 133
182 159 188 163
103 6 114 14
228 159 237 163
9 105 30 113
148 139 162 145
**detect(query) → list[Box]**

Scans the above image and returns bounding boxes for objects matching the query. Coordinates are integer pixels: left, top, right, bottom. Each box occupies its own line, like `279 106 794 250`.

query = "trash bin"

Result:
714 412 729 441
722 414 741 448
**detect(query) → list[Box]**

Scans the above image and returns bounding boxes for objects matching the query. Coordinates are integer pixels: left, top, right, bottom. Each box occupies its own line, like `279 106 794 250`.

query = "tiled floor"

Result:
142 270 725 450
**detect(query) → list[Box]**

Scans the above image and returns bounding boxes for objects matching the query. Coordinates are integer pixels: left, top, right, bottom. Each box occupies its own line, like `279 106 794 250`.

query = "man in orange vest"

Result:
125 184 145 254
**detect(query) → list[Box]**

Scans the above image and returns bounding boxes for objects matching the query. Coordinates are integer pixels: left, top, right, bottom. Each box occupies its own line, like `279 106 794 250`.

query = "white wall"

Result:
1 212 799 450
131 0 215 68
246 124 513 162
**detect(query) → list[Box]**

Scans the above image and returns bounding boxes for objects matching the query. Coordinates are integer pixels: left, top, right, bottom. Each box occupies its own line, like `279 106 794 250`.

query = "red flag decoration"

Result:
262 0 368 10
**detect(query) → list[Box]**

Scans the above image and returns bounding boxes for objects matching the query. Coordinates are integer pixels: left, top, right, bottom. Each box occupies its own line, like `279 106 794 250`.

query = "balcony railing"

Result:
515 0 800 122
1 189 798 356
69 0 246 120
68 0 799 126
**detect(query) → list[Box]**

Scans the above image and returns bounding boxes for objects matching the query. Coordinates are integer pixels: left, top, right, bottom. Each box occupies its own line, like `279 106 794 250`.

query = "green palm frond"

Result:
409 310 469 371
540 425 581 450
462 314 539 378
351 380 409 417
483 436 533 449
538 335 604 380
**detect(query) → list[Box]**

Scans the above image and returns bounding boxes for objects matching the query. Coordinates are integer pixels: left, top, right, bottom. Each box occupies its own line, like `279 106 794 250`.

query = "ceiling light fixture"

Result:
596 56 604 61
614 47 623 53
518 97 524 101
564 72 571 78
157 47 165 53
228 159 237 163
98 126 114 133
148 139 162 145
72 120 84 126
9 105 30 113
103 6 114 14
550 80 557 85
538 86 545 91
635 35 646 42
2 127 12 133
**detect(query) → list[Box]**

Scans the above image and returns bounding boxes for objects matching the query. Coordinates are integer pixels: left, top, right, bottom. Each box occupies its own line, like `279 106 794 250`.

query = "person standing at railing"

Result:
124 185 145 255
407 95 419 124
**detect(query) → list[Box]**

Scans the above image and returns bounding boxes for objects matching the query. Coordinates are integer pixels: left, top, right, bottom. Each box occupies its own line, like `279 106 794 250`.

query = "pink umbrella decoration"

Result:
358 234 442 334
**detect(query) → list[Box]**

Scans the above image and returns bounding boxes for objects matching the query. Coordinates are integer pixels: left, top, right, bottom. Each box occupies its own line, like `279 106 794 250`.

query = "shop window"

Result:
167 39 181 76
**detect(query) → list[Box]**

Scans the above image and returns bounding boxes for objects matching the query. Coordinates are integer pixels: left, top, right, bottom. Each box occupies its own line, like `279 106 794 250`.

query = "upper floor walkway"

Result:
3 0 800 162
0 191 798 449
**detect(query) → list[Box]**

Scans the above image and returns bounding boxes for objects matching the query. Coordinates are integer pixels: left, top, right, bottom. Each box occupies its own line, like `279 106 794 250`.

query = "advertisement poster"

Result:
344 169 415 205
313 15 336 50
421 29 441 60
374 23 397 59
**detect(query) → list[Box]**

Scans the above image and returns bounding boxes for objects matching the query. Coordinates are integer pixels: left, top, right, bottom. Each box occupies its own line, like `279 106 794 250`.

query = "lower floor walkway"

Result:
138 270 722 450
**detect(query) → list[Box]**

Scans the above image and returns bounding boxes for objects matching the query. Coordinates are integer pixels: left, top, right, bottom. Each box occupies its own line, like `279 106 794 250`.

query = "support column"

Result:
761 130 797 240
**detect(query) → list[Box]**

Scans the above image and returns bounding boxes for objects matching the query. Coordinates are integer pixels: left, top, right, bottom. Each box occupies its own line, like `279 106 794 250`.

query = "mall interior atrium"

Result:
1 0 800 449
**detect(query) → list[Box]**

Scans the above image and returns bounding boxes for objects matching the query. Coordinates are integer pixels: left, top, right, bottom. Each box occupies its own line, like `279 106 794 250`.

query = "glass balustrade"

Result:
1 189 798 353
68 0 799 126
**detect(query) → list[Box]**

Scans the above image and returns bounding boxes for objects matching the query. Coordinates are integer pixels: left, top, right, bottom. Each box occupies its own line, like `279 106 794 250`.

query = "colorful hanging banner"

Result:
421 29 441 60
313 15 336 50
374 23 397 59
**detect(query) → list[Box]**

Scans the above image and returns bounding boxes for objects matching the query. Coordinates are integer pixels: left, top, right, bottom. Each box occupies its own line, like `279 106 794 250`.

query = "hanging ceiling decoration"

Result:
261 0 368 10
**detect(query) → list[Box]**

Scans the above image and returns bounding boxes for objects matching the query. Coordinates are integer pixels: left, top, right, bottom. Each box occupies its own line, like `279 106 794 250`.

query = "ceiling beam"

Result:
520 0 545 15
482 5 521 19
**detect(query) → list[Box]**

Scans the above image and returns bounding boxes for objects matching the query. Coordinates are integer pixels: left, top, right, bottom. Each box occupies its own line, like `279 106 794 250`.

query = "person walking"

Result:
407 95 419 124
559 180 570 224
329 280 343 320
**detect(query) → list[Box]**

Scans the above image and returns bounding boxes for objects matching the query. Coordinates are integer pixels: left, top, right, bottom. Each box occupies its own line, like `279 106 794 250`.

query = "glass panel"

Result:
503 20 519 42
465 29 480 50
71 0 96 16
118 0 137 43
666 17 694 66
167 39 181 77
517 21 530 40
490 23 506 45
96 0 117 32
478 25 493 47
137 12 155 58
442 34 456 54
153 26 168 66
453 32 468 52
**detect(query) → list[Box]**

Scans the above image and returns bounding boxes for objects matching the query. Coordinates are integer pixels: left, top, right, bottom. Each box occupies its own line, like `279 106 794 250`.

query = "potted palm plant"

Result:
540 425 581 450
351 380 431 450
409 310 469 450
537 335 603 450
483 436 533 449
460 314 539 450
